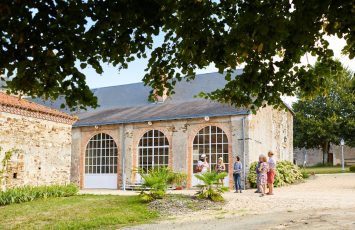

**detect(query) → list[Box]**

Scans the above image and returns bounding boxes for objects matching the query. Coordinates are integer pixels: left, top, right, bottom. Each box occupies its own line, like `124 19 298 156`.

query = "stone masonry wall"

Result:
294 145 355 166
71 106 293 190
248 106 293 164
0 112 72 190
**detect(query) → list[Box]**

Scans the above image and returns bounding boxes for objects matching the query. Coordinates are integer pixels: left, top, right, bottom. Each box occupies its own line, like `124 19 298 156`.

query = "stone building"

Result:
0 92 76 190
68 72 294 189
294 145 355 166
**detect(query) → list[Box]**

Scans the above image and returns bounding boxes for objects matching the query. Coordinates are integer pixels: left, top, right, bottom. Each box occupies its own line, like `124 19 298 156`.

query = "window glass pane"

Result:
85 133 118 174
138 130 170 170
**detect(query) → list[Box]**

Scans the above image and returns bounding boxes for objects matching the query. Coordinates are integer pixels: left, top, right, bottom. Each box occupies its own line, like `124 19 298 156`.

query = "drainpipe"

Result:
242 116 246 190
121 124 126 191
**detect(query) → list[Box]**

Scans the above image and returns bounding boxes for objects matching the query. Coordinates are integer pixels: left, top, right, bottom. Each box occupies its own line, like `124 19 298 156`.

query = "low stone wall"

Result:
0 112 72 190
294 145 355 166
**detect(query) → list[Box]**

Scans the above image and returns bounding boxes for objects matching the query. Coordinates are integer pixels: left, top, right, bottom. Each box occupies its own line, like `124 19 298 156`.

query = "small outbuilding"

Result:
0 92 76 190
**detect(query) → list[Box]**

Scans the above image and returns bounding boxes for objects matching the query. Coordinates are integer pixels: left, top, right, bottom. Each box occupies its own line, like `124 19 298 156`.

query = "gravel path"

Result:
125 173 355 230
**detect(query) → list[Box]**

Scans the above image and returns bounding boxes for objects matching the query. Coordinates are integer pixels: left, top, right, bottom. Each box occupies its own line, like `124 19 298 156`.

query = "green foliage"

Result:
294 60 355 163
170 172 188 187
301 169 310 179
0 147 18 188
349 165 355 172
247 162 259 188
138 167 173 202
0 184 79 206
195 172 229 202
0 195 158 229
0 1 353 110
248 161 303 188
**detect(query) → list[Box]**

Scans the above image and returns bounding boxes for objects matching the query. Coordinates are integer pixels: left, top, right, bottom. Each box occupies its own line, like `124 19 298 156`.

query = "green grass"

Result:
302 166 353 174
0 195 158 230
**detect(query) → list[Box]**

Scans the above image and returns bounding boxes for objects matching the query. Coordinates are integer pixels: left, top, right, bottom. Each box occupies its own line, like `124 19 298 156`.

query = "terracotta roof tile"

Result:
0 92 76 124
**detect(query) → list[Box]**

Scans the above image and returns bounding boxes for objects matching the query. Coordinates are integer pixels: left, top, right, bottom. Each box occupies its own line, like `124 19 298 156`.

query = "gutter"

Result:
73 111 249 127
120 124 126 191
242 116 246 190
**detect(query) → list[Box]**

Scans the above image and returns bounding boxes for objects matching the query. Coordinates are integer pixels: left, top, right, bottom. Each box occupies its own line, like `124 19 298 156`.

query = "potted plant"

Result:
172 172 187 190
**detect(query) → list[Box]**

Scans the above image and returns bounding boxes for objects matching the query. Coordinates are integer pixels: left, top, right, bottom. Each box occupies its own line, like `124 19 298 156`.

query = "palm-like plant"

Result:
138 167 173 202
195 172 229 202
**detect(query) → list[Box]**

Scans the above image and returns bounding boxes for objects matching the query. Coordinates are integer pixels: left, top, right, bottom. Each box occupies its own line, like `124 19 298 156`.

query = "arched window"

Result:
193 126 229 173
138 130 169 172
85 133 118 174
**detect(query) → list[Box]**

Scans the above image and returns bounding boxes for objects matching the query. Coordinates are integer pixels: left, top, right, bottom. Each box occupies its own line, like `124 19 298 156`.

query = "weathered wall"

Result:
72 116 237 189
294 145 355 166
248 106 293 163
0 112 72 190
72 106 294 189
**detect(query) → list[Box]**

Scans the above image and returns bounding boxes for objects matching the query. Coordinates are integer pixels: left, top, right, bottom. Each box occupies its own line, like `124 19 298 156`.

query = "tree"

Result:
0 0 354 110
293 60 355 164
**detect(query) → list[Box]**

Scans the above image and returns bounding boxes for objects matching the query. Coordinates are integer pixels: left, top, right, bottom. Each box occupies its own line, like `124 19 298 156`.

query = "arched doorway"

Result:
84 133 118 189
192 126 229 186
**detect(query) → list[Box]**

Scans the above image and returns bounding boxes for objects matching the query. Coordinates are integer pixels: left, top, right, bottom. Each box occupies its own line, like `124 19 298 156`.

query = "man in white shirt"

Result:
267 151 277 195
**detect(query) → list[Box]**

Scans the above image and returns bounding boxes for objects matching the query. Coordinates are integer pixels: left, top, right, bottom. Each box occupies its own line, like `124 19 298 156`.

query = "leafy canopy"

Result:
293 60 355 150
0 0 354 109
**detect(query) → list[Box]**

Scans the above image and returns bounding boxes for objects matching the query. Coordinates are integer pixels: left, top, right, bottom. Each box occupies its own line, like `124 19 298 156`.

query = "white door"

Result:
84 133 118 189
192 126 230 187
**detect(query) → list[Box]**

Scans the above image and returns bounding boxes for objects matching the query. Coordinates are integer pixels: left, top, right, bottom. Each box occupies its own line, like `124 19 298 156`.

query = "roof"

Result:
30 70 293 127
72 71 251 127
0 92 76 124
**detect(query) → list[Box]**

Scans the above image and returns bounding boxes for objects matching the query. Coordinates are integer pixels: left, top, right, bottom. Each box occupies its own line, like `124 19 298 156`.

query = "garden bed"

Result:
148 194 223 216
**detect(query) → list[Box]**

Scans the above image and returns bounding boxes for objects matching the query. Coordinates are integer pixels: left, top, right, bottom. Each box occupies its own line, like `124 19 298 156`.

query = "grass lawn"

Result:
0 195 158 230
302 166 352 174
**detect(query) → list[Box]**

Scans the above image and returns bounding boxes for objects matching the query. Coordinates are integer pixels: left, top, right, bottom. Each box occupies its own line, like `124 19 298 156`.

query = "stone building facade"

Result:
0 92 76 190
66 72 294 190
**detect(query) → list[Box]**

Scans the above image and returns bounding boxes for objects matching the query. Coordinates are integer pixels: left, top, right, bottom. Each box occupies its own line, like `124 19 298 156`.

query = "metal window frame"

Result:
85 133 118 174
138 130 169 172
192 126 229 173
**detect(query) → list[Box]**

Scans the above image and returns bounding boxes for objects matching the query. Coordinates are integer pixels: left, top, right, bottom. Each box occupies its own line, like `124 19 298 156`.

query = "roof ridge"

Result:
0 92 76 124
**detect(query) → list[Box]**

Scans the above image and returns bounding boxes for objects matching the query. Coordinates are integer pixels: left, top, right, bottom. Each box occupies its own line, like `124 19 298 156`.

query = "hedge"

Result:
248 161 303 188
0 184 79 206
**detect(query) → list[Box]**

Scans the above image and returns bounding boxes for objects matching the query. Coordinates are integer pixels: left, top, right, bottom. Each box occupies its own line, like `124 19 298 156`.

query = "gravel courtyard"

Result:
125 173 355 230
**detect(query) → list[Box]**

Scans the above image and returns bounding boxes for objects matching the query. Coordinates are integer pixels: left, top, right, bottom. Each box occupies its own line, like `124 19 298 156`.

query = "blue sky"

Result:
83 36 354 91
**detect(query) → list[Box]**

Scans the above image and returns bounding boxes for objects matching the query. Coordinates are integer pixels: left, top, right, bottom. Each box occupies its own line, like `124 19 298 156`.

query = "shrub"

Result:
248 161 303 188
138 167 173 202
170 172 188 188
0 184 79 206
195 172 229 202
301 169 310 179
350 165 355 172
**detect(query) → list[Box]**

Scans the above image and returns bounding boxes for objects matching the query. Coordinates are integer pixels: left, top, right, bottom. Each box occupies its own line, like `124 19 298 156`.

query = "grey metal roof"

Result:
73 70 249 126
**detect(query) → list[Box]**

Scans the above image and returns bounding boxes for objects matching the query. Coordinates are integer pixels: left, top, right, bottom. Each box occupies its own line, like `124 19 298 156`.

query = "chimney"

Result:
153 74 169 103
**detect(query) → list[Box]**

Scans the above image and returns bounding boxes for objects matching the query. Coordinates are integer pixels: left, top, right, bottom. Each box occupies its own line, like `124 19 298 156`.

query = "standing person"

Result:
258 155 269 197
233 156 243 193
267 151 277 195
196 154 209 174
255 157 262 193
215 157 226 185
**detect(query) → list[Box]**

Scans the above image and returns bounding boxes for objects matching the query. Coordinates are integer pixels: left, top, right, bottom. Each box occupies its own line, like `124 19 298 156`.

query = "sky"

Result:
82 36 354 105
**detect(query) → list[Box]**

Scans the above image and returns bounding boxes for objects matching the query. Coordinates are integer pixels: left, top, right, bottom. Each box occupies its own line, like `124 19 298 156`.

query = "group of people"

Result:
255 151 276 196
196 151 277 197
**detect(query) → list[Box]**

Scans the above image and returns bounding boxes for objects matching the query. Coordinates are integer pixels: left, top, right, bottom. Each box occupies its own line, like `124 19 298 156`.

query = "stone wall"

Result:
294 145 355 166
72 116 244 189
0 112 72 190
72 106 293 190
248 106 293 164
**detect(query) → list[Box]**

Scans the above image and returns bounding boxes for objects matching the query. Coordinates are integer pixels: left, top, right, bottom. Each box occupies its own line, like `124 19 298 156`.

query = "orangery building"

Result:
36 71 294 190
